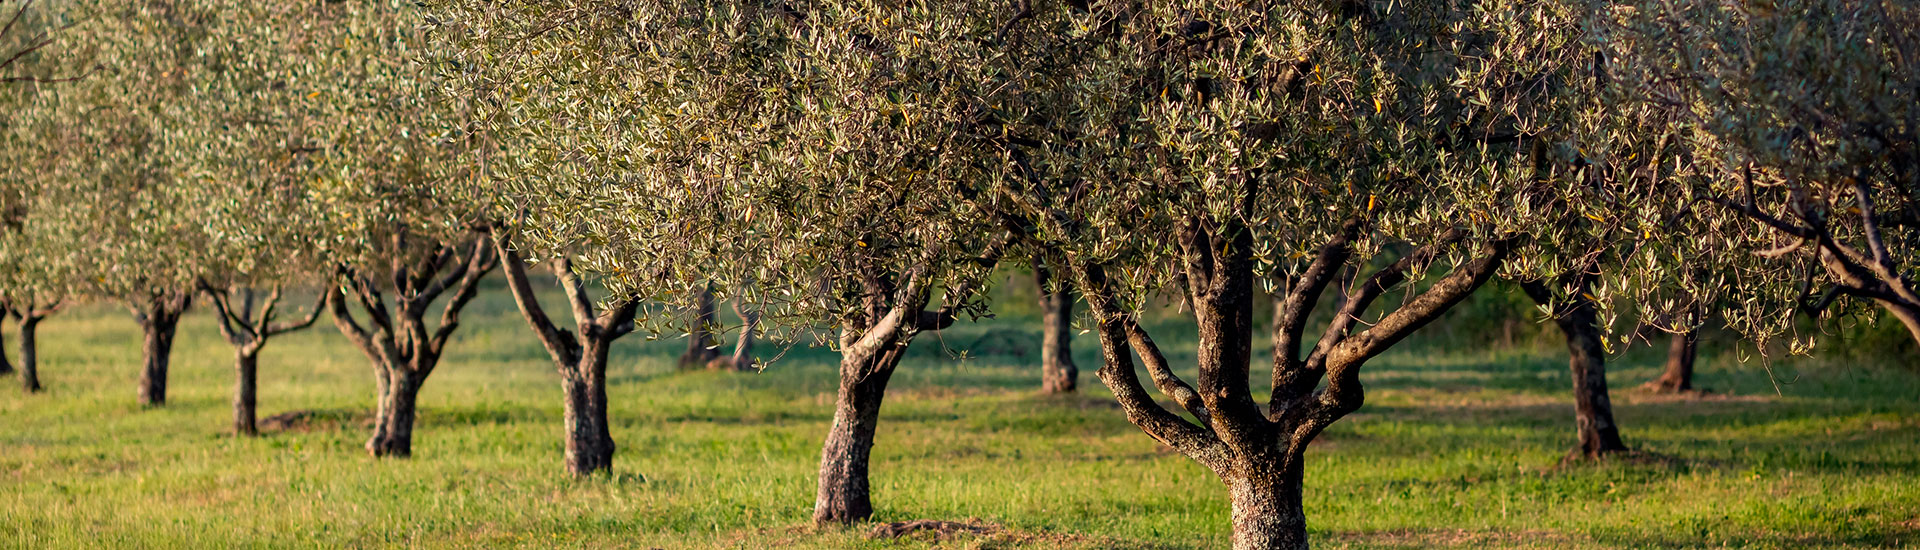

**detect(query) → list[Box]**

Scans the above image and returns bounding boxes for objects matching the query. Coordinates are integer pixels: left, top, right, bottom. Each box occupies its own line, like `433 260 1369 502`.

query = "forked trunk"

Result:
1644 329 1697 393
562 343 615 475
17 317 40 393
1227 465 1309 550
813 352 898 525
233 350 260 436
138 314 181 406
366 372 423 457
1036 266 1078 393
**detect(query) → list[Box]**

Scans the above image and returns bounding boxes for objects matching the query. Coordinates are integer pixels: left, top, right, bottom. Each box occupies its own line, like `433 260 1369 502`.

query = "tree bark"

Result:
233 349 260 436
18 316 40 393
679 283 721 370
137 311 181 406
562 340 615 475
813 351 899 525
366 371 423 457
1523 282 1629 459
1227 466 1310 550
1036 264 1078 393
1644 329 1697 393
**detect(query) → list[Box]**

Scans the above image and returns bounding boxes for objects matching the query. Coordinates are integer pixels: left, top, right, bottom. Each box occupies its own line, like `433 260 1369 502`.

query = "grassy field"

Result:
2 279 1917 549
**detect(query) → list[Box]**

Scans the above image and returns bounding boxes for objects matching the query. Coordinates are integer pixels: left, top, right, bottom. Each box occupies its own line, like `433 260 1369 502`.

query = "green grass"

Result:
1 279 1916 549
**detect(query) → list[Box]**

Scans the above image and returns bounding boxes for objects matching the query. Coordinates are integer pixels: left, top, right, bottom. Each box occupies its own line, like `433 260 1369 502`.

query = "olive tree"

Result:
428 0 1012 521
292 0 500 458
15 0 220 406
1605 0 1920 353
0 1 76 393
975 0 1643 546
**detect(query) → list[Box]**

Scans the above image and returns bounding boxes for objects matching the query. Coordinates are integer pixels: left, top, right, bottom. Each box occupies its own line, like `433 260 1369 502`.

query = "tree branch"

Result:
494 234 579 366
1316 238 1514 417
1271 219 1359 402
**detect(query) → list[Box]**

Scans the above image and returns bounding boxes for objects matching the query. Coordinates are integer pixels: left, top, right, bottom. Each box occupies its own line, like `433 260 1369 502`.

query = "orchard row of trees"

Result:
1 0 1913 549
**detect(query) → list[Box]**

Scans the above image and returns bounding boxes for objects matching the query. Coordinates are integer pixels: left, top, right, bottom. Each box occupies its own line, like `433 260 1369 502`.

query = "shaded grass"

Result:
0 280 1915 549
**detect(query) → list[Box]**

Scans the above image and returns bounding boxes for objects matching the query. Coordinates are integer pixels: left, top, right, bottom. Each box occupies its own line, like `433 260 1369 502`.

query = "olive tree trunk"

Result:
134 295 189 406
1227 465 1310 550
1035 263 1078 393
813 349 902 524
1063 221 1511 550
1523 281 1629 459
366 370 424 456
679 283 721 370
560 347 615 475
232 350 259 436
329 232 499 458
202 285 326 437
17 316 41 393
0 316 12 377
1644 329 1697 393
495 237 638 476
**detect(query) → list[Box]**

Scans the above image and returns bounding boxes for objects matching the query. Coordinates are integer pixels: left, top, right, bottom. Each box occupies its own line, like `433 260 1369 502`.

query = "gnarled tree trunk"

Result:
813 349 901 524
1523 281 1629 459
561 349 615 475
1227 464 1309 550
1644 329 1697 393
366 370 423 456
1061 219 1511 550
1035 263 1077 393
330 231 499 458
495 237 638 476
